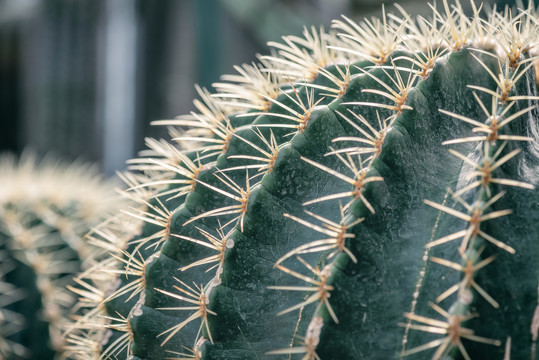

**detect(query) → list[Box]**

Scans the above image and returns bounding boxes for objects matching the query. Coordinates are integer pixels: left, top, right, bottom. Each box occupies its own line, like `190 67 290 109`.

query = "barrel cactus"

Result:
0 154 125 359
66 1 539 359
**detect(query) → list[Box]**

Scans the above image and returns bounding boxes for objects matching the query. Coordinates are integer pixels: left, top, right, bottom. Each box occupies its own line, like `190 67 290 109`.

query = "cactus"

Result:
67 1 539 359
0 154 124 359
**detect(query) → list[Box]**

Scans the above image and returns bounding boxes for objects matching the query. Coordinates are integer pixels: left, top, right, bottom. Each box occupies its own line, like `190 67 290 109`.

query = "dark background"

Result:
0 0 525 174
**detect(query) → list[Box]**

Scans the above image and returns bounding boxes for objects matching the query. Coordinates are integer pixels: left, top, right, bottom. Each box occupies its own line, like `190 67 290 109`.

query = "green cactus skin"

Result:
67 1 539 359
0 154 123 360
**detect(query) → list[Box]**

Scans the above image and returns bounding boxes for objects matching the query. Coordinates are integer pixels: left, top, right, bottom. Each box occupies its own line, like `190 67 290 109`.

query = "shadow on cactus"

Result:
65 1 539 359
0 153 126 359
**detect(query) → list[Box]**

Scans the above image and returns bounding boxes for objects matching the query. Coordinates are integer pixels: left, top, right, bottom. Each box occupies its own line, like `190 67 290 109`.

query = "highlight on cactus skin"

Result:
64 1 538 359
0 154 126 359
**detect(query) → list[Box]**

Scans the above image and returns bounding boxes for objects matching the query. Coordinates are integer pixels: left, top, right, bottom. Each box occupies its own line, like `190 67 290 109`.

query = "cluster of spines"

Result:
63 1 539 359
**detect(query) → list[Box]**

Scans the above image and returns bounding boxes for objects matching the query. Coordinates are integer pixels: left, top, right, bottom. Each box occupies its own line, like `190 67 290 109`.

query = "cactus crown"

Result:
66 1 538 359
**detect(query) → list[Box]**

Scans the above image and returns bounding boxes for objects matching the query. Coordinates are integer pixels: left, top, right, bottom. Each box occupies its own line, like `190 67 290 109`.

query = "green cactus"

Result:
0 154 124 359
66 1 539 359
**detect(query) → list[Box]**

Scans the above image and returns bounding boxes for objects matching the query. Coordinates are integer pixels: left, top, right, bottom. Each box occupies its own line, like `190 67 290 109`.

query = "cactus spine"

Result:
0 154 122 359
67 1 539 359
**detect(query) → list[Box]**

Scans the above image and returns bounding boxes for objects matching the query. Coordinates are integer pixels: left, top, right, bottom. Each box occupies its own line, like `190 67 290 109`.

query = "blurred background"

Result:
0 0 526 175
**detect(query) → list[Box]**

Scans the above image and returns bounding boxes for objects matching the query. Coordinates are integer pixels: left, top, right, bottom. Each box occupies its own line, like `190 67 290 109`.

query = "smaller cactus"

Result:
0 153 124 359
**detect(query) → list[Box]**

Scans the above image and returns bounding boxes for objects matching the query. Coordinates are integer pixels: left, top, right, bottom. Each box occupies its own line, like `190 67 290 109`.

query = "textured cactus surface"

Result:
0 154 122 359
67 1 539 359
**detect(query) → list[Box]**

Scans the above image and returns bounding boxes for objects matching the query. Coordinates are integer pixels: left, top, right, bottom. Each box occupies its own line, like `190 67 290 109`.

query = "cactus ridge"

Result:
65 1 539 359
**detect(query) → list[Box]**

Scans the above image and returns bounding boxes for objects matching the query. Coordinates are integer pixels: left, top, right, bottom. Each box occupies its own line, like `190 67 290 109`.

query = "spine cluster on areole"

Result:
63 1 538 360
